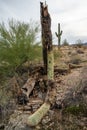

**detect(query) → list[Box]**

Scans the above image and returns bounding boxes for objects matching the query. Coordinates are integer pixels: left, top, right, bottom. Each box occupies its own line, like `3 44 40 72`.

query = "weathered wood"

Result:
45 80 57 104
40 2 52 74
69 63 82 69
18 99 43 111
26 80 56 126
17 106 32 111
54 68 69 74
22 77 36 98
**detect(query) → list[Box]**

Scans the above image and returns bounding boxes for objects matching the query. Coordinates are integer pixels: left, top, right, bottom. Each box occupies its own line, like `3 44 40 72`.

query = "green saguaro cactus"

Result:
55 23 63 49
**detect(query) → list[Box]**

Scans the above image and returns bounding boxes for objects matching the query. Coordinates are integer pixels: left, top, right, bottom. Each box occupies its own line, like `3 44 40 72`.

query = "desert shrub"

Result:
0 82 17 125
0 19 42 77
65 104 87 116
75 39 82 48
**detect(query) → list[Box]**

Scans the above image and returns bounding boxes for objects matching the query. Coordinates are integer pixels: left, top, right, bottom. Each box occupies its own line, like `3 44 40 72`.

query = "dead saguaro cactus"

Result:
26 2 55 126
55 23 63 49
40 1 52 74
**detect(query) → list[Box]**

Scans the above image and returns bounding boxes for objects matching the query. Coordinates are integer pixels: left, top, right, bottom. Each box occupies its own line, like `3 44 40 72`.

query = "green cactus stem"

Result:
27 102 50 126
55 23 63 49
47 51 54 80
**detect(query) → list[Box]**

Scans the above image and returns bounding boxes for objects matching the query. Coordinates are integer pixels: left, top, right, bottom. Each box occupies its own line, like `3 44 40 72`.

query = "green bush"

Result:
0 19 42 77
65 104 87 116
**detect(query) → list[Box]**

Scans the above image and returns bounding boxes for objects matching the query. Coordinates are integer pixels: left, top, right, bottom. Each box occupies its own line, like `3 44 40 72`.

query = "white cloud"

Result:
0 0 87 44
49 0 87 43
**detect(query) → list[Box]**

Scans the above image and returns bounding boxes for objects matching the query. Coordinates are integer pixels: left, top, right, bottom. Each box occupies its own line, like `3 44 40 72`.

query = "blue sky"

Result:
0 0 87 44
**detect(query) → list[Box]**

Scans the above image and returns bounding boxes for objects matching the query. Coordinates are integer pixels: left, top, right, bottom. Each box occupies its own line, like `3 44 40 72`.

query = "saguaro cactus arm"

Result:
27 102 50 126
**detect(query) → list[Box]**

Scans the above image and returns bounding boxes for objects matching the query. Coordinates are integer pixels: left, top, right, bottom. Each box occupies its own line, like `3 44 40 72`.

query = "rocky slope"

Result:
0 45 87 130
4 66 87 130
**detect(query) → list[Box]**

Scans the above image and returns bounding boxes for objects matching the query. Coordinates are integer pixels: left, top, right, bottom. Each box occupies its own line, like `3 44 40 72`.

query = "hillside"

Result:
0 45 87 130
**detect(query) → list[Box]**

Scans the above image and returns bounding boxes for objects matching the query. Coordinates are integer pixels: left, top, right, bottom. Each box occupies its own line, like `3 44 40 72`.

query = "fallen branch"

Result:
54 67 69 74
22 77 36 98
69 63 82 69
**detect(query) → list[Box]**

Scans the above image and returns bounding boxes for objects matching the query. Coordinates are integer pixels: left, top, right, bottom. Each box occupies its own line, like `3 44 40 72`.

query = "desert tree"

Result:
0 19 41 76
75 39 82 47
62 39 69 46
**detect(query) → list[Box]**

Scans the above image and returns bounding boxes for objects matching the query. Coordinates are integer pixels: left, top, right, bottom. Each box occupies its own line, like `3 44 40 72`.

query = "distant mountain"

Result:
71 42 87 46
83 42 87 45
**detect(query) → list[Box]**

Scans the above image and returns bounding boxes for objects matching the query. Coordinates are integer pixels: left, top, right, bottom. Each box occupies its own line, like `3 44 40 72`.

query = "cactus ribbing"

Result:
55 23 63 49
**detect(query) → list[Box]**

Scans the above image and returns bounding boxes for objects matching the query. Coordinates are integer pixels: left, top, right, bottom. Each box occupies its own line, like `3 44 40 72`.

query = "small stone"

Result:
42 116 51 125
83 126 87 130
35 125 41 129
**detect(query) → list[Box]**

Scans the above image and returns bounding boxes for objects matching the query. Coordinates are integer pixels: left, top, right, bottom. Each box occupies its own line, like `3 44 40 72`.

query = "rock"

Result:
4 112 34 130
35 125 41 130
41 116 51 125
